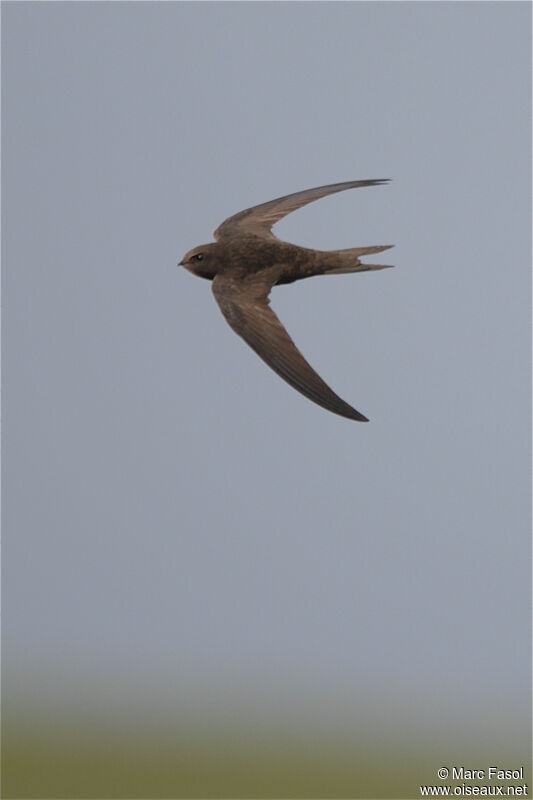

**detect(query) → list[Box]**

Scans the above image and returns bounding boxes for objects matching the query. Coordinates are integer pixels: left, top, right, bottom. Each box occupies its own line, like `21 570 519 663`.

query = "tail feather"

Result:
327 244 395 274
338 244 394 257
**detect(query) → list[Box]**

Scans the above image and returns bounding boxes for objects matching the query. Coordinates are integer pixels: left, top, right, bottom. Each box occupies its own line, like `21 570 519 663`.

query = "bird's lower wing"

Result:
212 274 368 422
213 179 389 241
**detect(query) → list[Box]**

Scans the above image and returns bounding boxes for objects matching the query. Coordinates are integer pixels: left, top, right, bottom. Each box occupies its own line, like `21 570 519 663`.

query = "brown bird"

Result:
179 179 393 422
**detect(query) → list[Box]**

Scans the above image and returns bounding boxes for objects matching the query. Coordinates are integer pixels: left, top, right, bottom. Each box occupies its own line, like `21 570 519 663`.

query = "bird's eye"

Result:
192 253 204 262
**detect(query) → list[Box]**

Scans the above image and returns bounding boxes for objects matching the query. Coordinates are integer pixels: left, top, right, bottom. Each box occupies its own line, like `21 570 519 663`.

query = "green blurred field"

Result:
2 710 530 799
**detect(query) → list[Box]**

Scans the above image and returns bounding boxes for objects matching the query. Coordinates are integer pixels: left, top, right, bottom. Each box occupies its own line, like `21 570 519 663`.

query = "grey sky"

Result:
3 0 531 790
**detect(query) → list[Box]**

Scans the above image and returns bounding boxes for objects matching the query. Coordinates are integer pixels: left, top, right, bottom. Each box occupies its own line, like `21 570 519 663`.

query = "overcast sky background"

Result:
3 0 531 786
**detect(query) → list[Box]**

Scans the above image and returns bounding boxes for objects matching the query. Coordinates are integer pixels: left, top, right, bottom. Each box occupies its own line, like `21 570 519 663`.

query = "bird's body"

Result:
179 179 393 421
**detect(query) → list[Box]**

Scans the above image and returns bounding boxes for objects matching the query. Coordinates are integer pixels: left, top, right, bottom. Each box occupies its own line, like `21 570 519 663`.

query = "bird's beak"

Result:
177 260 184 266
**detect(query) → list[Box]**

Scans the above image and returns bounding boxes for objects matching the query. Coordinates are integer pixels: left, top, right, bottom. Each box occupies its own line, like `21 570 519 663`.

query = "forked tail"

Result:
327 244 395 274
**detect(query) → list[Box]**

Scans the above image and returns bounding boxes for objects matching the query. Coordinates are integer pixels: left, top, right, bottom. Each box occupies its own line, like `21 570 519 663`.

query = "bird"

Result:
178 179 393 422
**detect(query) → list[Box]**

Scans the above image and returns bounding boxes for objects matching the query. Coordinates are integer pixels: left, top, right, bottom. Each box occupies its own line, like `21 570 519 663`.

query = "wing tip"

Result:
341 178 390 191
344 408 369 422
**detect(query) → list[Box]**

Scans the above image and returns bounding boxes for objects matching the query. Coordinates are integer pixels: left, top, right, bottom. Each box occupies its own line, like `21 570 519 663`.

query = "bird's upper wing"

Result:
213 179 389 241
212 272 368 421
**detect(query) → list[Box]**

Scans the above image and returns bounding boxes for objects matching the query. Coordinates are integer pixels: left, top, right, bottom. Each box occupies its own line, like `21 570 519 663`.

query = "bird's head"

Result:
178 243 219 279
